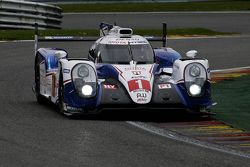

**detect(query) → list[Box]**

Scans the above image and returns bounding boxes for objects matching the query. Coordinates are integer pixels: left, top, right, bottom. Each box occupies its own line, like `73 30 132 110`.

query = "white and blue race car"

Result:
34 23 214 116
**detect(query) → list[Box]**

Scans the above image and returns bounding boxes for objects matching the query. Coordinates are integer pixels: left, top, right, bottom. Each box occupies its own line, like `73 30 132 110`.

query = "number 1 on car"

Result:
128 79 151 92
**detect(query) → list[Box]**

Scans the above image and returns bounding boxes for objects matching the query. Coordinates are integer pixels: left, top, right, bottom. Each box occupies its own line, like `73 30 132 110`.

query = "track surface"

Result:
0 37 250 166
62 12 250 34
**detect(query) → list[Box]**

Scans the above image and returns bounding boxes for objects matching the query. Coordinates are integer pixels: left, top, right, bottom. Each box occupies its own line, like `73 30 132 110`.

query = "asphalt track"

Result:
0 36 250 166
62 12 250 34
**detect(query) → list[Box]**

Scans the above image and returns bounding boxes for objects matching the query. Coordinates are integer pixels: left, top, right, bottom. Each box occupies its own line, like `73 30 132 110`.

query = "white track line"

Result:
64 11 250 15
0 40 33 43
211 66 250 73
127 121 250 159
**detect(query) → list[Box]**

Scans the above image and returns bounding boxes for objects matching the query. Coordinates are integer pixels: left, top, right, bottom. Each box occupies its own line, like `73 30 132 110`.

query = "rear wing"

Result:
34 23 168 55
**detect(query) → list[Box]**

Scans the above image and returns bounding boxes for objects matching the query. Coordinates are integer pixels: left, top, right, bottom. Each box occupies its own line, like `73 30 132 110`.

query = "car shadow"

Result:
29 99 214 123
75 109 214 123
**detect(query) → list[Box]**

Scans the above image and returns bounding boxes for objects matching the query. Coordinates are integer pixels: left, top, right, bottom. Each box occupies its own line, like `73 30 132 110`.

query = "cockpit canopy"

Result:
95 43 154 64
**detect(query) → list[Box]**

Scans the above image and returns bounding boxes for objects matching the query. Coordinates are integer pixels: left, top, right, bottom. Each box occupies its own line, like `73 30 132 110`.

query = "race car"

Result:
33 23 214 116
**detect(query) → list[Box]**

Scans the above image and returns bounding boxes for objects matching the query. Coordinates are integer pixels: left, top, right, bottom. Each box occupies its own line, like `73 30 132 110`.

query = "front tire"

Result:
35 58 46 104
58 72 75 117
58 72 66 115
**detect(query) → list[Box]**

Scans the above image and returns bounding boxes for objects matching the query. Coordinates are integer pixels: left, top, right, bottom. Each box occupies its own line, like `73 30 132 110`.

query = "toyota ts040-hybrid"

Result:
33 23 215 116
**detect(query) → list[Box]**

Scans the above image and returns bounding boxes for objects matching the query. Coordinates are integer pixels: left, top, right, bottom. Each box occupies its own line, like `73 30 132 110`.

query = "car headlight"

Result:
81 85 93 96
77 65 89 77
72 63 97 98
189 84 201 96
184 63 207 97
189 64 200 77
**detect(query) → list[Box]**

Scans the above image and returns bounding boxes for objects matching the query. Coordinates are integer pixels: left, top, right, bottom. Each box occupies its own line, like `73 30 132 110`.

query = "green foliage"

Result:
58 1 250 13
0 28 234 41
212 75 250 131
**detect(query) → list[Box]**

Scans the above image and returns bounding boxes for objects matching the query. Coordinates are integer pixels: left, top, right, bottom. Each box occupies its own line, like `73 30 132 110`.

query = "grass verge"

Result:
58 1 250 13
212 75 250 131
0 28 234 41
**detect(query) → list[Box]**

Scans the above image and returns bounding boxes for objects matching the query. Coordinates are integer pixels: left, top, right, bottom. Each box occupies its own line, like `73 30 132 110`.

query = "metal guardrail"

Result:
29 0 210 3
0 0 62 29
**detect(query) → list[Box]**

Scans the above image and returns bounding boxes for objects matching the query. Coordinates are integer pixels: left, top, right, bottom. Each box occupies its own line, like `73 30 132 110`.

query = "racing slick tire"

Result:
58 71 76 118
58 71 67 115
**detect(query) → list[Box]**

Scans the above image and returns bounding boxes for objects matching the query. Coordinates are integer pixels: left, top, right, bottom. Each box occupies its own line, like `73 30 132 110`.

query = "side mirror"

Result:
186 50 198 58
55 50 67 59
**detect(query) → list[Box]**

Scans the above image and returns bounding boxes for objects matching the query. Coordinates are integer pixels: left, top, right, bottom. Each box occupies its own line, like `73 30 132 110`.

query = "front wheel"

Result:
35 60 46 104
58 73 75 117
58 72 67 115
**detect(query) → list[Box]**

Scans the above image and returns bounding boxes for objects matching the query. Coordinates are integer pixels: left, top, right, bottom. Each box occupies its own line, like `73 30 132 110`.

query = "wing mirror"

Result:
186 50 198 58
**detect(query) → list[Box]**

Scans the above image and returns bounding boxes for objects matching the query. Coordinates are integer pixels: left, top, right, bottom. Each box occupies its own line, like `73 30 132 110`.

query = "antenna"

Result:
128 41 134 64
162 23 167 47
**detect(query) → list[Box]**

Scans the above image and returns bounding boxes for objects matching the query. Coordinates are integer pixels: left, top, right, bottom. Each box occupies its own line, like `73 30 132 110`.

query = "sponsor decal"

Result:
103 84 117 90
128 79 151 92
158 84 172 89
137 98 147 102
125 67 146 71
45 36 73 40
137 93 147 98
107 38 147 45
133 89 149 93
63 68 70 74
131 76 147 79
132 71 141 75
115 38 140 41
67 106 82 111
108 41 127 44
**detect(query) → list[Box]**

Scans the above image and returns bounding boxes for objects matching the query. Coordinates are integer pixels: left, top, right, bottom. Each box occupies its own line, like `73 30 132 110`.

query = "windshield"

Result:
98 44 154 64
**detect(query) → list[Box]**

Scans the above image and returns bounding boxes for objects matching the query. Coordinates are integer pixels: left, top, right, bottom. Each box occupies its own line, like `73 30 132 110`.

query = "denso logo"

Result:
132 71 141 75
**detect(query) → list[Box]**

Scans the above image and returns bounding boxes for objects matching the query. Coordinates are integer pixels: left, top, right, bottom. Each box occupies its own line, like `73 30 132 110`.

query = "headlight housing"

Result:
77 65 89 77
72 63 97 98
184 63 207 97
189 64 200 77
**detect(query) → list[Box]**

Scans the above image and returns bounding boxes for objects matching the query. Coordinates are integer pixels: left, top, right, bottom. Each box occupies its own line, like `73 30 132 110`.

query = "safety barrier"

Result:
29 0 209 3
0 0 62 29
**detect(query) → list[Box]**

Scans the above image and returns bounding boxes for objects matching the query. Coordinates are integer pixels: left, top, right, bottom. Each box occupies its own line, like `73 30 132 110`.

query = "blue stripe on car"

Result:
96 64 119 79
